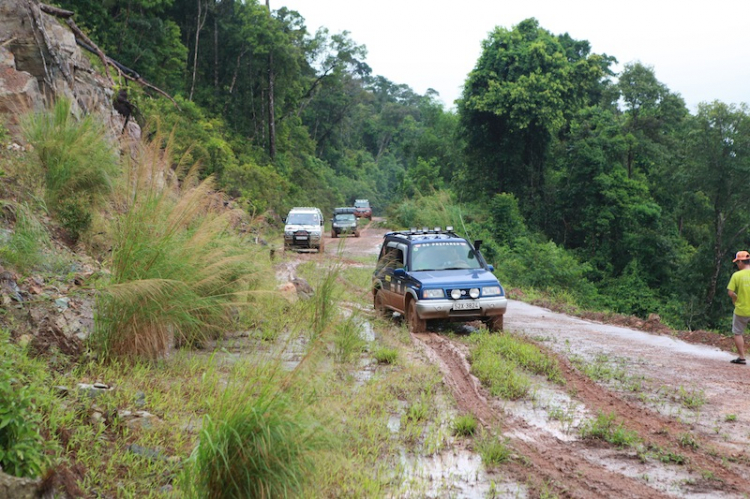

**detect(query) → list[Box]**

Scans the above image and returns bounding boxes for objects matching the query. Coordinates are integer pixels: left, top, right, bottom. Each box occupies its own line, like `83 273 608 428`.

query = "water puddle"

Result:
395 448 526 498
581 447 735 498
502 382 588 442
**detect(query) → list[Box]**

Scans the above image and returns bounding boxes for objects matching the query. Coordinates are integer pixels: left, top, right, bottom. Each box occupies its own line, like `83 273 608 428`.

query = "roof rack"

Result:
386 226 459 238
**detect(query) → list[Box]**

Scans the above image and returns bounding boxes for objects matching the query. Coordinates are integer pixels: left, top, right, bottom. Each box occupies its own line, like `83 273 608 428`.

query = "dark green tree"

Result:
458 18 614 225
680 102 750 319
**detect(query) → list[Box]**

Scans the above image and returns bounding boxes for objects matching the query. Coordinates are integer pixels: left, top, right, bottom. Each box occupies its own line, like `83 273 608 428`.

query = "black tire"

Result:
487 314 504 332
407 300 426 334
374 290 388 317
331 230 337 238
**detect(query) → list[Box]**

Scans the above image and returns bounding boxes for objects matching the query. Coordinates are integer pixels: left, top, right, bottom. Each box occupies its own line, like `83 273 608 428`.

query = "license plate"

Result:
453 301 480 310
295 236 308 240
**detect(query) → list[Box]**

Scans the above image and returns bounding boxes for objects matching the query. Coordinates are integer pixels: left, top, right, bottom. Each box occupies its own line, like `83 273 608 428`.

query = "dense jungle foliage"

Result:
51 0 750 330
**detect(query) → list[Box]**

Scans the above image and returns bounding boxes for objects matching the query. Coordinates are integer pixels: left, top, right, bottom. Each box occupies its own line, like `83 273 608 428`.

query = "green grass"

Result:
373 346 398 364
467 331 564 400
451 414 478 437
0 201 53 273
0 329 55 478
676 386 707 410
677 432 699 449
579 412 640 448
476 432 512 468
571 353 628 383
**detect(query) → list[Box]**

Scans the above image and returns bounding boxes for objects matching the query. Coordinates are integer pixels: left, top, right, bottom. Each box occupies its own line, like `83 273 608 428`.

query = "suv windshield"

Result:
410 241 482 271
334 214 356 222
287 213 318 225
354 200 369 208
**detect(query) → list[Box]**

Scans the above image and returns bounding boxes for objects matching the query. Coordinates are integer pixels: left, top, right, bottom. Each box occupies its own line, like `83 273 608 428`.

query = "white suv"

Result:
283 207 325 252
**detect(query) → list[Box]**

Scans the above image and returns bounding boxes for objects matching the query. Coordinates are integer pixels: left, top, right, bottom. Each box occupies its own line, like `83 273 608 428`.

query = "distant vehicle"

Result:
331 207 360 238
353 199 372 219
283 207 324 252
372 227 507 333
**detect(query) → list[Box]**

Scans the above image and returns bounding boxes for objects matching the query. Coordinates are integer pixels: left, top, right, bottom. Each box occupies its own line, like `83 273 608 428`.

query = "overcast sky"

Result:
277 0 750 113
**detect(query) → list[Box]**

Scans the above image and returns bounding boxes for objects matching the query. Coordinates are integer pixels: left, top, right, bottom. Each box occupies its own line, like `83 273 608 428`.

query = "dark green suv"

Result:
331 207 359 238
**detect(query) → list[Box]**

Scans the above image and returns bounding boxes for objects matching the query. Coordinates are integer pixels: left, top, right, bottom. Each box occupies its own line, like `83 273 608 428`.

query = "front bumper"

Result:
284 233 322 247
416 296 507 320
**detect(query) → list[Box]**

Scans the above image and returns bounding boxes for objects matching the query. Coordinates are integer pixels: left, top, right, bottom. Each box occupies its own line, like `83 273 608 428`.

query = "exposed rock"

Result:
278 281 297 304
0 0 134 140
0 470 39 499
291 277 314 300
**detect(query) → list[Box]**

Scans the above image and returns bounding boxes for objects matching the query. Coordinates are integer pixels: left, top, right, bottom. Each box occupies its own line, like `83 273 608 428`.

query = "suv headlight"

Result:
482 286 501 296
423 289 445 299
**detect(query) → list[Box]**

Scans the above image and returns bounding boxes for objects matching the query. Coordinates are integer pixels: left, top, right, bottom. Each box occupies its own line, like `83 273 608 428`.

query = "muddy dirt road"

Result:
319 220 750 498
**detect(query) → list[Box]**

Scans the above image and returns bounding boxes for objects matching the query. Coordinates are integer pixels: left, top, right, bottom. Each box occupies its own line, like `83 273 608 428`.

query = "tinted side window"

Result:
376 242 405 271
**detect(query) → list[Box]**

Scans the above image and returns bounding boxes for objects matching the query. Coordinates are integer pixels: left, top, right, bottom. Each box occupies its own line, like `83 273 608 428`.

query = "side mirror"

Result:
394 268 406 277
487 264 494 272
474 240 483 251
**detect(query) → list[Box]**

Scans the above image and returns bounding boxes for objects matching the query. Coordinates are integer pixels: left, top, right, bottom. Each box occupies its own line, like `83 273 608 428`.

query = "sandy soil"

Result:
309 219 750 498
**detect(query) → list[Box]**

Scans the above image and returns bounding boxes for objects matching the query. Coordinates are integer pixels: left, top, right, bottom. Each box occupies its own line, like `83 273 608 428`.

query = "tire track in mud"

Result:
550 351 750 496
413 332 697 498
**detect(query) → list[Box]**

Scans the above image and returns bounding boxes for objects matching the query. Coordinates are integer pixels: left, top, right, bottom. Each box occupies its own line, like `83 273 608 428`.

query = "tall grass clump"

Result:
333 315 367 363
93 134 265 360
22 98 118 241
307 262 342 339
0 201 51 272
183 382 331 499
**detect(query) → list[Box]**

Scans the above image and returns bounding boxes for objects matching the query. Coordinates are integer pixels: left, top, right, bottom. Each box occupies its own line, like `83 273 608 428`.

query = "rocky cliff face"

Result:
0 0 131 140
0 2 134 496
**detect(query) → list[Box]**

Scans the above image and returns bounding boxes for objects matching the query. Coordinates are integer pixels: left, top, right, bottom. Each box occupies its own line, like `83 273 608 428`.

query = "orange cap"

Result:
733 251 750 262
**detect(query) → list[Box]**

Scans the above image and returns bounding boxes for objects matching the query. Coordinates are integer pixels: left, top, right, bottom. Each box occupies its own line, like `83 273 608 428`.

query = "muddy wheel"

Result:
407 300 426 334
318 240 325 253
331 230 337 238
487 314 504 332
374 290 388 317
355 230 360 237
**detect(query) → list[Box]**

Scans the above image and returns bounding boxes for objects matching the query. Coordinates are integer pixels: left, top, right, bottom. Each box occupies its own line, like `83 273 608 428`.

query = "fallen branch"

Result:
39 1 178 107
38 2 74 18
65 19 112 83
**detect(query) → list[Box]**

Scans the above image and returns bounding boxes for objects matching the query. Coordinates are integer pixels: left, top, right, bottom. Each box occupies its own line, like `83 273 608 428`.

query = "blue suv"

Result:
372 228 507 333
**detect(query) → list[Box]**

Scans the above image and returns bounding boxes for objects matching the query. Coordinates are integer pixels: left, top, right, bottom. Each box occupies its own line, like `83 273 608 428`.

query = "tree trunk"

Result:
266 0 276 160
706 210 725 309
189 0 208 102
213 11 219 91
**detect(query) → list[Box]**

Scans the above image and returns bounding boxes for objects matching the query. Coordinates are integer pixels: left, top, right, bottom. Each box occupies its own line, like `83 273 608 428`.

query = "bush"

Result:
0 331 52 478
388 191 461 230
